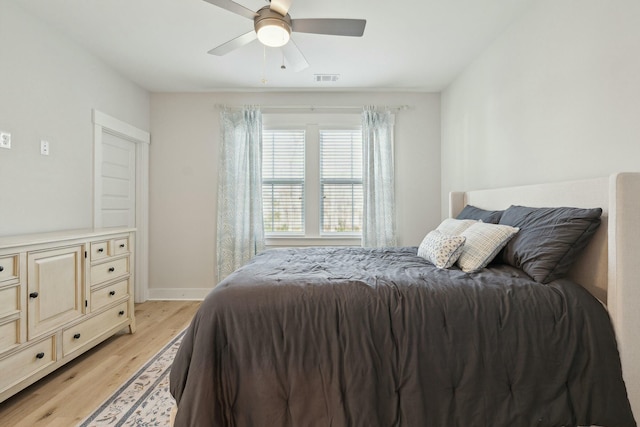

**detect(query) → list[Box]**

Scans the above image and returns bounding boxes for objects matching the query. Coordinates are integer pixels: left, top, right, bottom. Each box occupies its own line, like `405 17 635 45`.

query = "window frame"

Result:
262 113 362 247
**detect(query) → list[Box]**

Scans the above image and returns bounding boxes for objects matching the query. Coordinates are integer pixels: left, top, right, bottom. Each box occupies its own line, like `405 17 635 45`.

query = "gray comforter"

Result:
170 247 636 426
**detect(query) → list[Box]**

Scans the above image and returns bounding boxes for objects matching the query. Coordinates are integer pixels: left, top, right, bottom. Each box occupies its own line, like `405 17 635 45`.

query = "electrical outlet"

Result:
0 131 11 149
41 140 50 156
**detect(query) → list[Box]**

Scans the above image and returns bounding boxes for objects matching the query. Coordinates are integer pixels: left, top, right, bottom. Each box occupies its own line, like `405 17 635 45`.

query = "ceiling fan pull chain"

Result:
261 45 268 84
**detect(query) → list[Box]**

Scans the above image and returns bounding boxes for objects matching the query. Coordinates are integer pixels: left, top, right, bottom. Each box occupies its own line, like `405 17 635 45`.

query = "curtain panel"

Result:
362 107 397 248
217 107 265 282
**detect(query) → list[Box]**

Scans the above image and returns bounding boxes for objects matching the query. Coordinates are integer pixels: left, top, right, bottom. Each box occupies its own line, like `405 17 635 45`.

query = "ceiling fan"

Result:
203 0 367 71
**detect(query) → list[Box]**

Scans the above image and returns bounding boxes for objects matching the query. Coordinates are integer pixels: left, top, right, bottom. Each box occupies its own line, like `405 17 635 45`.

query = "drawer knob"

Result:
118 310 125 316
108 267 115 273
0 265 4 272
119 244 126 248
35 352 45 359
29 292 39 299
109 290 116 296
73 333 81 340
98 248 104 253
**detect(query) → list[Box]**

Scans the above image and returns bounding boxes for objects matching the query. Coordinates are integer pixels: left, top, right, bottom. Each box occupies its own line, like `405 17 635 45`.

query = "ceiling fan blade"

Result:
202 0 258 20
281 39 309 72
291 19 366 37
269 0 292 16
208 31 257 56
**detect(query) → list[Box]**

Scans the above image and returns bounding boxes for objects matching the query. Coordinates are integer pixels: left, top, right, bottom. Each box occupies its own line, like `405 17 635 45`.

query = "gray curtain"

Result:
217 107 265 282
362 107 397 247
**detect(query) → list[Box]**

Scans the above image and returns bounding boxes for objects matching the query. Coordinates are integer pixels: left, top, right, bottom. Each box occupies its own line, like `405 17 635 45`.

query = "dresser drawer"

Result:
62 302 128 356
90 257 129 286
0 255 18 283
91 280 129 311
0 284 19 317
113 238 130 256
0 336 55 394
0 319 20 354
90 241 109 262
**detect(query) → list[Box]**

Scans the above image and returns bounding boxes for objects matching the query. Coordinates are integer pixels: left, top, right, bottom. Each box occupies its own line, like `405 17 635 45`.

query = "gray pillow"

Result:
456 205 503 224
498 205 602 283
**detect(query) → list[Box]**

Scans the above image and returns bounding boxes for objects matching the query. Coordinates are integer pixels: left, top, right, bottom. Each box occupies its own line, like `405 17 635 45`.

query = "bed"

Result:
170 172 640 426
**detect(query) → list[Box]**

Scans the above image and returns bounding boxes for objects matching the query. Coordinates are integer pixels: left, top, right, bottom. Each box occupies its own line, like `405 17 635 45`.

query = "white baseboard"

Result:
147 287 211 301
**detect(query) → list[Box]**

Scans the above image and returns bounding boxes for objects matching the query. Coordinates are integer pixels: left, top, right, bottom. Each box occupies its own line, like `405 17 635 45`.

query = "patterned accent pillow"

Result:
435 218 478 236
457 222 520 273
418 230 467 269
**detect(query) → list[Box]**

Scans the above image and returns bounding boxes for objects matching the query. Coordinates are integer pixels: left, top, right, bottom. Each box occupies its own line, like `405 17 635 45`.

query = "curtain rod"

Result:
215 104 410 112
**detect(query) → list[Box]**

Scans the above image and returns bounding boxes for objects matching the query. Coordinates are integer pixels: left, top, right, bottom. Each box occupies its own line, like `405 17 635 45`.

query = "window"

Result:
262 130 305 234
320 130 363 233
262 114 362 241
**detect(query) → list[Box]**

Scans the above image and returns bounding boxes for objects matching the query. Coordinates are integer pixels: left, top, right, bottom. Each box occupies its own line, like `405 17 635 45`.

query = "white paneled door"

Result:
93 110 150 303
100 132 136 228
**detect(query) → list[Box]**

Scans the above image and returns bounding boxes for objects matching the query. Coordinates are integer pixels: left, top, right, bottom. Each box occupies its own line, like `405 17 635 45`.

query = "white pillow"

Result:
457 222 519 273
436 218 477 236
418 230 466 269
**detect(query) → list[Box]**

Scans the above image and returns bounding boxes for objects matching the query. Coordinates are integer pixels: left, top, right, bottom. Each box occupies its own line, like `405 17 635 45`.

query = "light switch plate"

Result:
0 131 11 149
40 140 50 155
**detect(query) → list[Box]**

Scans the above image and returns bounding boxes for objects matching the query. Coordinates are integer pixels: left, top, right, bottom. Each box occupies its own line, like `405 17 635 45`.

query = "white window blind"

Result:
262 129 305 233
320 130 363 234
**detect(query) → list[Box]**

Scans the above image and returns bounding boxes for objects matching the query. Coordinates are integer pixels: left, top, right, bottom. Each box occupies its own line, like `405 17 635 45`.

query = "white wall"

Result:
149 92 440 298
0 2 150 236
441 0 640 215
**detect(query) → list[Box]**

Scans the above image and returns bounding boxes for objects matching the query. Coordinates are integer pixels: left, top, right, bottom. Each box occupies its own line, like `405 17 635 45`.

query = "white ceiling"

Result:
16 0 535 93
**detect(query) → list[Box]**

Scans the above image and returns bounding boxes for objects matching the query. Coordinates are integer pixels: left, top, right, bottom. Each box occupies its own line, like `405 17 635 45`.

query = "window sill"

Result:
265 236 361 248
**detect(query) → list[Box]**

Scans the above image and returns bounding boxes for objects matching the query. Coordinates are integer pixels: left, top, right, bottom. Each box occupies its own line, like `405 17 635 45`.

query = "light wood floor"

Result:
0 300 201 427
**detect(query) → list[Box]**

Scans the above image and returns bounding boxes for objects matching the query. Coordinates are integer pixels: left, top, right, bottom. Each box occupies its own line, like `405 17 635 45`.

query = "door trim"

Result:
92 109 150 303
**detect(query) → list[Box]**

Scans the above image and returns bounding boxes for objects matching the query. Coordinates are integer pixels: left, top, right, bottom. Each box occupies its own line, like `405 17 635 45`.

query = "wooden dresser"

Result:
0 228 135 403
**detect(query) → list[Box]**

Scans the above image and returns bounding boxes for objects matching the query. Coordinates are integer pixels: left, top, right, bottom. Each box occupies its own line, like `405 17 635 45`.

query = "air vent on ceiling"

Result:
314 74 340 83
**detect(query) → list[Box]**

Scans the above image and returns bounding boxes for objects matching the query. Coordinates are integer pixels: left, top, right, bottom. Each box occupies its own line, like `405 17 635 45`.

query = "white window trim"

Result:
262 113 362 246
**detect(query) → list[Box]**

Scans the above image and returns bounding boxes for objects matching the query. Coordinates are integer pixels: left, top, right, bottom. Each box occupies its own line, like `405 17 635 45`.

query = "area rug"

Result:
77 329 186 427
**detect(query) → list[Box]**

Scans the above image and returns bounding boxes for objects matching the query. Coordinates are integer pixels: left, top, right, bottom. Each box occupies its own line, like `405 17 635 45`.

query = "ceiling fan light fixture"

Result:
256 18 291 47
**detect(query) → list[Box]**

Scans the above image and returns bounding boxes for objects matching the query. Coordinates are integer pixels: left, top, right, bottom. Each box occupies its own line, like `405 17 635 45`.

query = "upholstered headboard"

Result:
449 172 640 418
